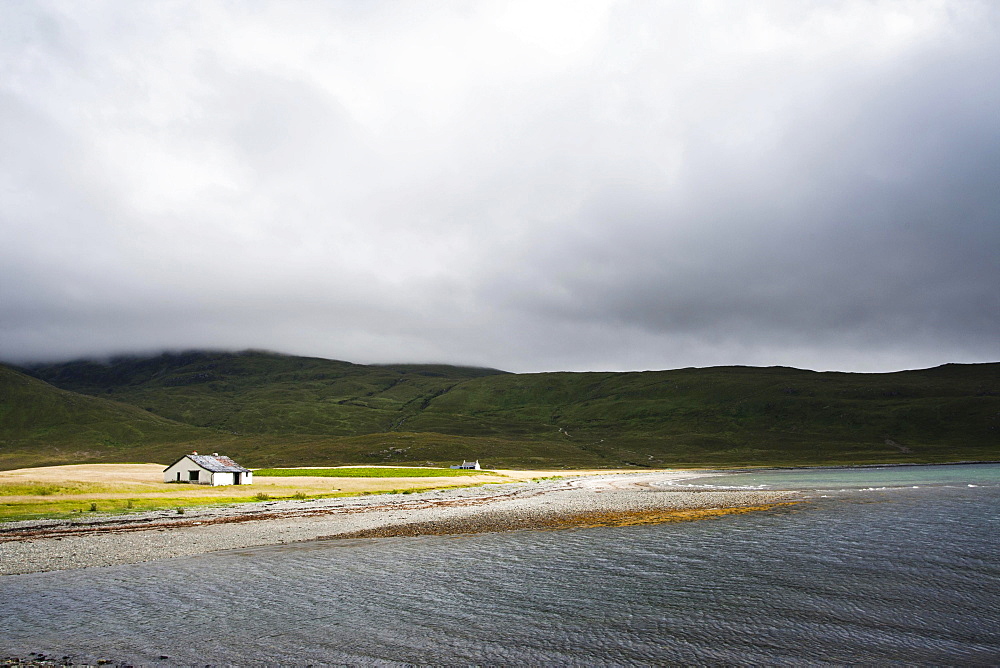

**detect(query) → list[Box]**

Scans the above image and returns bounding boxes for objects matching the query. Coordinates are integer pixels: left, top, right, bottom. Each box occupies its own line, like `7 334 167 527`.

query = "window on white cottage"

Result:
189 470 199 481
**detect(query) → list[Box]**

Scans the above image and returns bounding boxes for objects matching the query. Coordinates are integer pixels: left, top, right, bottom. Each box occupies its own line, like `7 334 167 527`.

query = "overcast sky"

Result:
2 1 998 373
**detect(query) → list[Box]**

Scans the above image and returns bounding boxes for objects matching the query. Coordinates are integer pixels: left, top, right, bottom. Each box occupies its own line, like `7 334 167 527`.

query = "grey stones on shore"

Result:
0 654 109 667
0 473 799 576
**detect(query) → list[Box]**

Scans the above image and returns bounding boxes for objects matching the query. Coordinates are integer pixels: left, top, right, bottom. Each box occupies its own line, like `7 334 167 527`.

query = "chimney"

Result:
191 451 198 455
212 453 219 456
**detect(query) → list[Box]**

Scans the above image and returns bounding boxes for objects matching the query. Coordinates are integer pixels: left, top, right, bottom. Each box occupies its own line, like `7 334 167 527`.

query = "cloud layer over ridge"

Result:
2 1 998 372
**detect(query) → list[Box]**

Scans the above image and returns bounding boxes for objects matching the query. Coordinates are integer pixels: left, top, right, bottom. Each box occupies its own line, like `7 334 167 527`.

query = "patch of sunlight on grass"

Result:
255 467 495 478
0 481 156 496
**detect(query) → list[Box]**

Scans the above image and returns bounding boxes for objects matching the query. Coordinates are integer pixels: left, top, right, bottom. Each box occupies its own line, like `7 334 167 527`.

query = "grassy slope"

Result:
236 432 606 470
25 350 506 435
0 364 227 469
408 364 1000 466
13 351 568 469
12 351 1000 470
254 467 491 477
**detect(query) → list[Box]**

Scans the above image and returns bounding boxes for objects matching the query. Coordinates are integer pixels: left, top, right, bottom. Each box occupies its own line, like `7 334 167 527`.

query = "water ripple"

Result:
2 470 999 665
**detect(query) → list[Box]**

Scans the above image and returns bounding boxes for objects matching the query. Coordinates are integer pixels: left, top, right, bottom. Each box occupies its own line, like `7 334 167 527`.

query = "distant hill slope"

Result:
406 363 1000 465
0 364 221 469
24 350 507 436
13 351 1000 469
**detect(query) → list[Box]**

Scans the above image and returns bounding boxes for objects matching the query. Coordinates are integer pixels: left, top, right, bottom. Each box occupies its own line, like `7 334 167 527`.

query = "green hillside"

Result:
0 364 222 469
407 364 1000 466
24 351 506 435
8 350 999 470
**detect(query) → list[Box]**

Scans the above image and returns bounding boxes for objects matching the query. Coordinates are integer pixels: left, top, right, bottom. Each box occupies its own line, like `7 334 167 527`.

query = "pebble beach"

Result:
0 472 800 576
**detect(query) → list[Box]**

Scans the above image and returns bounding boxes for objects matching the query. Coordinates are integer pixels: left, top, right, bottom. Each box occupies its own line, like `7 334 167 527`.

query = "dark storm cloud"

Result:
1 1 997 371
472 14 1000 368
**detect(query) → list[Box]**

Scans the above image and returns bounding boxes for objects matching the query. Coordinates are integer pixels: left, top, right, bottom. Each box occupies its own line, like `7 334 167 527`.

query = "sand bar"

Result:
0 471 800 576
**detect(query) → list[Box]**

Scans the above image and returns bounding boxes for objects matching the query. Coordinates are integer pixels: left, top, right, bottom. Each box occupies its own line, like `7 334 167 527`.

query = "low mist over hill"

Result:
3 350 997 470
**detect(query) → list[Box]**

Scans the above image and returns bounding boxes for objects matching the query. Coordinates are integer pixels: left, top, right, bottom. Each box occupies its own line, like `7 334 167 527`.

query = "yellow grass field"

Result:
0 463 640 522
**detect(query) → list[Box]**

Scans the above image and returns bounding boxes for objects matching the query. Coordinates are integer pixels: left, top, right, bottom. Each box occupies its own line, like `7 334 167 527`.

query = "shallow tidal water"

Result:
2 464 999 666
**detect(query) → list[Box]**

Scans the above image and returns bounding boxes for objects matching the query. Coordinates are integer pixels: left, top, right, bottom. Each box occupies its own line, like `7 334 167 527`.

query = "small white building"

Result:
163 452 253 486
450 460 481 470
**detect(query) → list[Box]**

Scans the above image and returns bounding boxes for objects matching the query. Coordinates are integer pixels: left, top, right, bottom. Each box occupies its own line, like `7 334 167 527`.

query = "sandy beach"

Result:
0 471 800 576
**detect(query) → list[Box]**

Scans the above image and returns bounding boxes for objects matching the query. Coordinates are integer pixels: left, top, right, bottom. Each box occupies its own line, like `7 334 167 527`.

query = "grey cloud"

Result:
1 1 998 372
470 12 1000 367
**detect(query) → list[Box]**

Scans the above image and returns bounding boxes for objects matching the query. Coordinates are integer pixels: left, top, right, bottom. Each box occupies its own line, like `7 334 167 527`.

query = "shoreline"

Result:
0 471 800 576
720 460 1000 472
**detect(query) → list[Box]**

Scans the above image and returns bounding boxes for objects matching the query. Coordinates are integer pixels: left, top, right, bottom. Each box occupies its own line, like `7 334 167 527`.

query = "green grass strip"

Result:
0 481 157 496
0 481 501 522
255 467 493 478
0 496 248 522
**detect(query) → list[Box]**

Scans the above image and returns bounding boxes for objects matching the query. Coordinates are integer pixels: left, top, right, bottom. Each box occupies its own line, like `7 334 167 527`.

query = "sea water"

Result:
674 461 1000 492
2 464 999 665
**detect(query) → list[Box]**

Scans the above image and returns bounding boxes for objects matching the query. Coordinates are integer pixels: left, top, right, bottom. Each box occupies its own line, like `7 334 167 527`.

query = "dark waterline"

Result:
2 465 999 665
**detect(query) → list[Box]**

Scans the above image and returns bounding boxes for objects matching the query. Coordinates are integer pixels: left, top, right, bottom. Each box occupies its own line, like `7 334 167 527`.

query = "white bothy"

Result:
163 452 253 486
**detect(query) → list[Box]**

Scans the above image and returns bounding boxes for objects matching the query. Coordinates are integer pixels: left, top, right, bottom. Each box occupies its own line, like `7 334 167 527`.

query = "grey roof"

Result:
167 454 250 473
